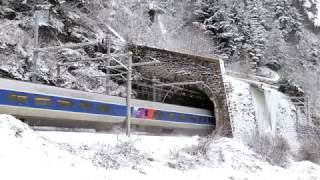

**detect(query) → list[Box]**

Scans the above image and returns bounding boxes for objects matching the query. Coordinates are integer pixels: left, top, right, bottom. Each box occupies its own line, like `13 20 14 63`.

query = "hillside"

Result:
0 0 319 102
1 1 320 179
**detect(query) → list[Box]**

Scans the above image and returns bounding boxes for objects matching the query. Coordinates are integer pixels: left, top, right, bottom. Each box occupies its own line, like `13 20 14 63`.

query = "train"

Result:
0 78 215 133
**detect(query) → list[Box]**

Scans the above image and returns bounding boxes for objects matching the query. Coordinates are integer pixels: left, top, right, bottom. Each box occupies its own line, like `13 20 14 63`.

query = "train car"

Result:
0 78 214 133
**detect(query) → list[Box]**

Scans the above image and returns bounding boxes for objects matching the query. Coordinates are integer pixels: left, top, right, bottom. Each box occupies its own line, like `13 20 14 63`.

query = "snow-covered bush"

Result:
188 135 213 157
168 134 219 170
168 149 198 170
94 139 150 169
298 134 320 164
64 137 151 170
246 133 290 167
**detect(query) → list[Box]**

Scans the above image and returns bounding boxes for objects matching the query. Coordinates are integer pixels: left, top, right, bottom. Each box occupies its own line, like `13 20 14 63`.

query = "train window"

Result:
201 117 207 123
57 99 72 108
8 94 17 101
97 104 110 113
190 115 197 122
79 102 91 110
200 117 206 123
8 93 28 103
34 97 51 106
17 96 28 103
168 113 175 119
155 111 164 119
178 114 185 120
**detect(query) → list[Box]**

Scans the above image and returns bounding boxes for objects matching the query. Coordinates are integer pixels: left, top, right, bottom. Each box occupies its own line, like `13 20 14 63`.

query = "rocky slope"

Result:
0 0 126 94
0 0 319 108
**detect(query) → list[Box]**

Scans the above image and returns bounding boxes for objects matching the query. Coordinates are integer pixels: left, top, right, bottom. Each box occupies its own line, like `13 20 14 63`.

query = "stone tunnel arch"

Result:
129 44 232 136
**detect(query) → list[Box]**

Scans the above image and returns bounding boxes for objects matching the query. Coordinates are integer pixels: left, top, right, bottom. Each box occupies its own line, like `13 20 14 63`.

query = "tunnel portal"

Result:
128 45 231 135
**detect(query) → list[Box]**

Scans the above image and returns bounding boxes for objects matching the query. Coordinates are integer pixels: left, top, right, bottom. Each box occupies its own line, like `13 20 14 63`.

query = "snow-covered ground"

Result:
1 114 320 180
0 114 107 180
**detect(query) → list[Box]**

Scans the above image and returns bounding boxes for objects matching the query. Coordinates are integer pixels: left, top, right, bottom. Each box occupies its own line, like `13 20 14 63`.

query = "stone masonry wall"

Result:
129 44 232 136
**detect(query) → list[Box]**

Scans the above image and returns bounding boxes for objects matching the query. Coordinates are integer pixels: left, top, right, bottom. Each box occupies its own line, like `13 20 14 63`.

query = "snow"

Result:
251 85 272 134
224 76 256 139
264 88 299 149
225 75 300 151
38 130 320 180
0 114 107 180
302 0 320 26
315 2 320 26
0 114 319 180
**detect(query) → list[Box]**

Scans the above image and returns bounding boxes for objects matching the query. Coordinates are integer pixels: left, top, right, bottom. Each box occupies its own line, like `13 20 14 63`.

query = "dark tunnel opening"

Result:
159 88 214 110
132 81 215 111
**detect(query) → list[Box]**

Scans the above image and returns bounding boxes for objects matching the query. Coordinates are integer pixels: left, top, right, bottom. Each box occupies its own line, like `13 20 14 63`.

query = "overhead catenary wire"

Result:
31 9 214 137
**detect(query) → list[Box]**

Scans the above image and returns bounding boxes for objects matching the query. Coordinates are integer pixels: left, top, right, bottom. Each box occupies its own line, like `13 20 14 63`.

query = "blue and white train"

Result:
0 78 214 132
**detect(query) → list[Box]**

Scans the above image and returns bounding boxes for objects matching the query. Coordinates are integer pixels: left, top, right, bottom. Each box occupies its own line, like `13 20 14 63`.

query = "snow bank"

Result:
0 114 106 180
40 131 320 180
1 113 319 180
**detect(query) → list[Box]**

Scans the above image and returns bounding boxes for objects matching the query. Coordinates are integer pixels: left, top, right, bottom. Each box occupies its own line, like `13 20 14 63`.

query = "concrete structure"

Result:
129 45 232 136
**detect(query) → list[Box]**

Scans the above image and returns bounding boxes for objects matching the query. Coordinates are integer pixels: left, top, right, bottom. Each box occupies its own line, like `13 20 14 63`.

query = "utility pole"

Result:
152 76 157 102
32 11 40 82
57 63 61 79
306 97 310 126
104 52 160 137
126 52 133 137
106 35 111 95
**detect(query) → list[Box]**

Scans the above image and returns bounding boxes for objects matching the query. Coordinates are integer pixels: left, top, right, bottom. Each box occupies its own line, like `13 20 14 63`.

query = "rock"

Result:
10 1 32 12
3 7 17 20
265 60 281 71
278 79 304 97
48 0 59 5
